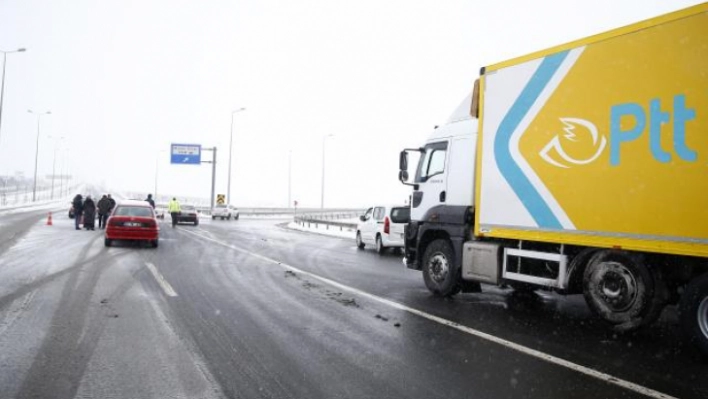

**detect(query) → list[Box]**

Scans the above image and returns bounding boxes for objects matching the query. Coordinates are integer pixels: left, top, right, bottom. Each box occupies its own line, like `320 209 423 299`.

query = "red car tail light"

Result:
384 216 390 234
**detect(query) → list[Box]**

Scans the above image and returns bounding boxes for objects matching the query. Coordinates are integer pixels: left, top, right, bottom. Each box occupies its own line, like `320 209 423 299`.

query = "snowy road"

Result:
0 213 705 399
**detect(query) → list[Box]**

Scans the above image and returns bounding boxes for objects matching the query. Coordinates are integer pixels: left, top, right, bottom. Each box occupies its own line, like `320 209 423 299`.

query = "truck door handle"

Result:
439 191 446 202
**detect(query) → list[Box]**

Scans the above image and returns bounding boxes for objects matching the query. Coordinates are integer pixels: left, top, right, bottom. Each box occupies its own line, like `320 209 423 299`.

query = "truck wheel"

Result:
583 250 667 332
227 215 231 220
212 215 215 220
679 273 708 356
376 235 386 254
356 232 365 249
422 239 460 297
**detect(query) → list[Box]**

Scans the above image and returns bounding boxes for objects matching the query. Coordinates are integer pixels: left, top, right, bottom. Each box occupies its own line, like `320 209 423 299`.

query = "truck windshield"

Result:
415 142 447 183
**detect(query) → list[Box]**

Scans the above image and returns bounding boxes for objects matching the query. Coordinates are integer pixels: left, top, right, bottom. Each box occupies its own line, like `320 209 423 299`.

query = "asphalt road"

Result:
0 211 705 399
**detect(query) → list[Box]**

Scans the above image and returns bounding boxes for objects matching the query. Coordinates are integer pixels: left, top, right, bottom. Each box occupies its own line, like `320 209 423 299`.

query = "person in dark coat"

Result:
107 194 116 213
83 195 97 230
97 195 111 229
72 194 83 230
145 194 155 209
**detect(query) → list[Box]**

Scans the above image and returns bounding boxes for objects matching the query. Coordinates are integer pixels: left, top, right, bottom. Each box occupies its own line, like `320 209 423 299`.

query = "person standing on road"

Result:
168 197 181 228
83 195 97 231
107 194 116 215
145 194 155 209
72 194 84 230
97 194 111 229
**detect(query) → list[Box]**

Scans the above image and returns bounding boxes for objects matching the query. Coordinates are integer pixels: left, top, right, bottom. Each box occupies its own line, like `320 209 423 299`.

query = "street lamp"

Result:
0 47 26 148
227 107 246 206
288 149 292 208
154 149 167 202
58 147 68 198
321 134 334 209
48 135 65 200
28 109 51 202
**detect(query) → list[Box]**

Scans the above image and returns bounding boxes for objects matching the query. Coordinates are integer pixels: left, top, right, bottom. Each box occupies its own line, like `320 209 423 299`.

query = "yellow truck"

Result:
398 3 708 354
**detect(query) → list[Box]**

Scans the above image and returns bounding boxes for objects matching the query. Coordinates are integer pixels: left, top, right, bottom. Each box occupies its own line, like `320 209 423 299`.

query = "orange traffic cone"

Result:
47 212 53 226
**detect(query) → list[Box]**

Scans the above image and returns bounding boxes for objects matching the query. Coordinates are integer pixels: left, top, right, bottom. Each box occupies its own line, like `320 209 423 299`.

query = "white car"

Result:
356 205 410 254
211 204 239 220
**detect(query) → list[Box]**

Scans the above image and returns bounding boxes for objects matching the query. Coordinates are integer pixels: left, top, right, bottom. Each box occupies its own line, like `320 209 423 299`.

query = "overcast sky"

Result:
0 0 702 207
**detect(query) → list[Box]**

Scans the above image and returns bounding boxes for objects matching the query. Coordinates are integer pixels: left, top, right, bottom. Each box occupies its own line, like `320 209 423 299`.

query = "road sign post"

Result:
201 147 217 209
170 143 216 209
171 144 202 165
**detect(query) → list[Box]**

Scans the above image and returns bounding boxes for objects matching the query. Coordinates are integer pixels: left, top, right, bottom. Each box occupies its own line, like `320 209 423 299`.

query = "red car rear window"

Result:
114 206 153 217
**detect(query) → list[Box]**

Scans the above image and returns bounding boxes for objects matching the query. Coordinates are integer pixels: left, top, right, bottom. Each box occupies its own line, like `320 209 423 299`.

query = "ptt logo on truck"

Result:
539 94 697 168
539 118 606 168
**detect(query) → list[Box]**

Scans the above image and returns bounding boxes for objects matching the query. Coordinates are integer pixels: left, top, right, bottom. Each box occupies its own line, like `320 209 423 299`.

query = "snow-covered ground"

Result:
0 184 83 210
287 221 356 240
0 200 68 216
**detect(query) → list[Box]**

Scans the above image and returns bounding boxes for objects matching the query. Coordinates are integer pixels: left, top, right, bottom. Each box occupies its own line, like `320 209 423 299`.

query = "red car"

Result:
105 200 159 248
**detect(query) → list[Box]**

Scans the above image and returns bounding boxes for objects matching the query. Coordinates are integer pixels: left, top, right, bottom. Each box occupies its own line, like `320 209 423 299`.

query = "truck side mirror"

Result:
399 151 408 171
359 215 366 222
399 170 409 182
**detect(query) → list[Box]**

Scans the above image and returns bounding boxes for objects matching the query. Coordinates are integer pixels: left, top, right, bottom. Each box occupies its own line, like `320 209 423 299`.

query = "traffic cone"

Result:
46 212 53 226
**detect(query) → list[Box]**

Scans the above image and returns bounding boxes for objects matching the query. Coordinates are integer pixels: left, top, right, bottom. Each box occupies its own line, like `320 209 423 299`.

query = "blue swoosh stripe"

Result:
494 51 569 229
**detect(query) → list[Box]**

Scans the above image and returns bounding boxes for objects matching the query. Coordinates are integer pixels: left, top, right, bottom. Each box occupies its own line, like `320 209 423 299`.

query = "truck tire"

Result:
376 235 386 254
583 250 667 332
356 232 365 249
679 273 708 356
422 239 460 297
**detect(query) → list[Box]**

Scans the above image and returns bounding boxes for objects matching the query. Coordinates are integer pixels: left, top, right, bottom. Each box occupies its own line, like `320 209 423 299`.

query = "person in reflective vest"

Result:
168 197 181 228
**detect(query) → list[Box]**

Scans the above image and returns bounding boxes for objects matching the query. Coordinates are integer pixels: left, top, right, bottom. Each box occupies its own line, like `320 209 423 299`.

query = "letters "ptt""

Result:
610 95 697 166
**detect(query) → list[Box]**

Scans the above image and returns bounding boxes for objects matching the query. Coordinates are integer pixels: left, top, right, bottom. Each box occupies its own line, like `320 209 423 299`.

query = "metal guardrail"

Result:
293 212 362 231
187 207 364 217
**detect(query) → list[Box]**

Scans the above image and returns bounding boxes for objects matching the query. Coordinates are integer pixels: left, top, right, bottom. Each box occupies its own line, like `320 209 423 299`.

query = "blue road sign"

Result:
171 144 202 165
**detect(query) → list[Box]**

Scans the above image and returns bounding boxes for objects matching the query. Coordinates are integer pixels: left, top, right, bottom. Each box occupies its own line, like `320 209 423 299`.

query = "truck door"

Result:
411 141 448 221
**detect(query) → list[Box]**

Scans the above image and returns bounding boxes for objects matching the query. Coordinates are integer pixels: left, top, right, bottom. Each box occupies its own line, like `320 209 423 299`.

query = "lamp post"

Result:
227 107 246 205
59 148 66 198
28 109 51 202
320 134 334 209
0 47 26 148
48 135 65 200
288 149 292 208
154 150 166 202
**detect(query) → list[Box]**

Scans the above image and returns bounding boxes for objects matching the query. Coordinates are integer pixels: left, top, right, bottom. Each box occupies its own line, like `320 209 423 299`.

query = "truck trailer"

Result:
399 3 708 355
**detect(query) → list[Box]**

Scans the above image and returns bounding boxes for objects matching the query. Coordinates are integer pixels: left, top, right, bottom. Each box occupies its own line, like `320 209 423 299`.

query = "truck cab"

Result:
401 93 478 282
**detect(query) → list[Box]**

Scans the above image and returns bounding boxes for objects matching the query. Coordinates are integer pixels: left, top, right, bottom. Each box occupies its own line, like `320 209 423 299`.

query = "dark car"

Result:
177 204 199 226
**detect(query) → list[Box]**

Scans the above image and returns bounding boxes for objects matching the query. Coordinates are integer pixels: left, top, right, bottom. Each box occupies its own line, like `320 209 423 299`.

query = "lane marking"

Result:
145 262 178 297
178 227 677 399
